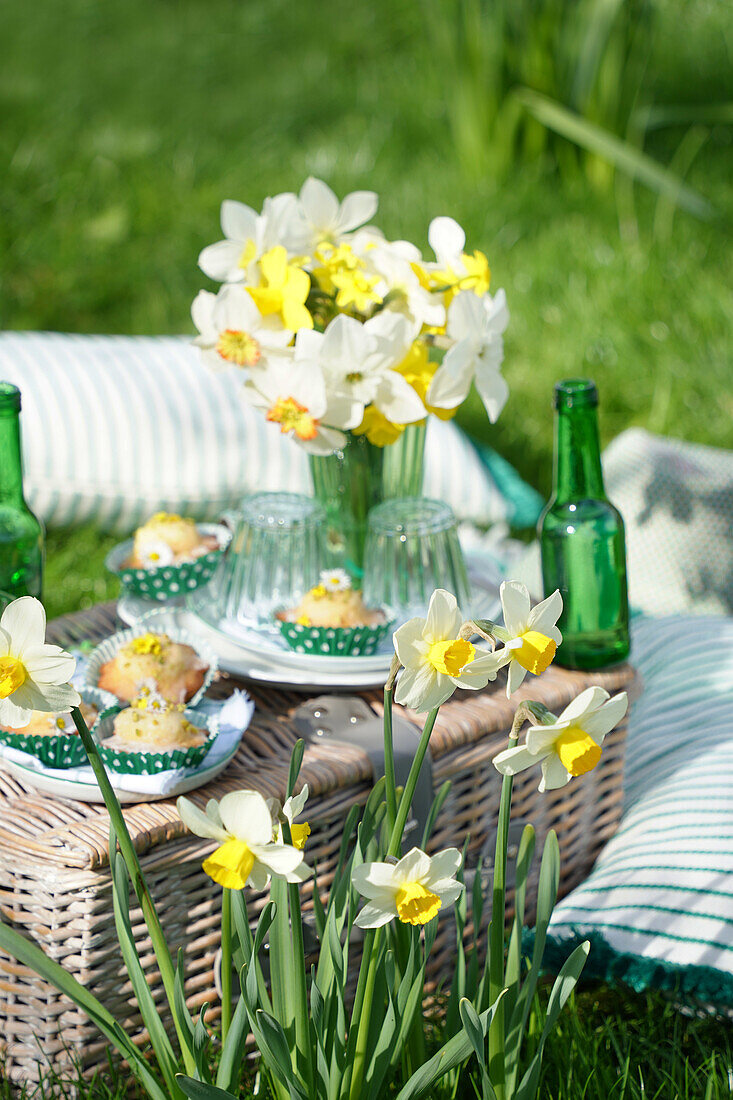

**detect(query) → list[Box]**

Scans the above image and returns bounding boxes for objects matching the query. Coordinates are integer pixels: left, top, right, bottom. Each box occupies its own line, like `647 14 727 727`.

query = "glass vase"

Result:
309 422 427 576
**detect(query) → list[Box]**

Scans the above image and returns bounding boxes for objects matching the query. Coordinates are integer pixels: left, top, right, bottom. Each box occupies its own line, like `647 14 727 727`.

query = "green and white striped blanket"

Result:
543 614 733 1009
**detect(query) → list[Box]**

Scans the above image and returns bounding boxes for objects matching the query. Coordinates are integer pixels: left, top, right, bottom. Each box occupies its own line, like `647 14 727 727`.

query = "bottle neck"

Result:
553 403 605 501
0 410 25 506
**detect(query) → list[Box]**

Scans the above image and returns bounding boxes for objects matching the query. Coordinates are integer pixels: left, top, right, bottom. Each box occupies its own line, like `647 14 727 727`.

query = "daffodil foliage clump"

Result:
192 178 510 453
0 588 628 1100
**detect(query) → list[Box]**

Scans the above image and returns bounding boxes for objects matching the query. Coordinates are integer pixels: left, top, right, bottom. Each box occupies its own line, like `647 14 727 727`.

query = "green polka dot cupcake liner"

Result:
105 523 231 602
83 616 219 709
93 704 218 775
275 615 394 657
0 688 111 770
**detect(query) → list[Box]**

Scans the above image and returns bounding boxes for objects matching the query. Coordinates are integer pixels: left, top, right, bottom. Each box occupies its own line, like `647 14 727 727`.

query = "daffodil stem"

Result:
346 927 381 1100
71 706 196 1078
220 888 232 1043
282 821 313 1095
488 766 513 1100
383 684 397 835
387 707 439 859
488 705 531 1098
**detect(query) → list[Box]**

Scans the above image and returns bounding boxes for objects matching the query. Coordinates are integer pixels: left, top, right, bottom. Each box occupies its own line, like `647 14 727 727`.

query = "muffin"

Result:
105 520 231 603
279 570 386 629
96 631 209 704
1 700 98 738
0 700 100 769
105 696 207 754
95 689 215 774
276 570 392 657
128 512 219 569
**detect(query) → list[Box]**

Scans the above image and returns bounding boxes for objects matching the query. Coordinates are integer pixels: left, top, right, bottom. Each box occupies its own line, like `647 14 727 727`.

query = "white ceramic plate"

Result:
0 739 241 804
181 611 390 690
188 596 394 673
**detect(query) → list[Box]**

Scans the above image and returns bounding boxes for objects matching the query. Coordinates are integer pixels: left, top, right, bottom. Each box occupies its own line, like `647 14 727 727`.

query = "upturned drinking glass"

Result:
363 497 471 621
210 492 327 630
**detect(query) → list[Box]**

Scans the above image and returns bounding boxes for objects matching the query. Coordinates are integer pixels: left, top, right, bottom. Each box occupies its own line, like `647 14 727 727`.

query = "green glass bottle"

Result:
538 379 629 669
0 383 44 598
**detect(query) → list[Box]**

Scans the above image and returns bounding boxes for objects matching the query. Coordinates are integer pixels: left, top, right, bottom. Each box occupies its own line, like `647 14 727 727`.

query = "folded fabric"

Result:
0 331 513 534
603 429 733 618
537 615 733 1009
465 429 733 621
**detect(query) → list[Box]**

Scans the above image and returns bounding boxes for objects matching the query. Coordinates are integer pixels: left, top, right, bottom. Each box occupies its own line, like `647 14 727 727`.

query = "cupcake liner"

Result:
83 618 218 709
105 523 231 603
276 614 394 657
93 705 217 775
0 688 110 770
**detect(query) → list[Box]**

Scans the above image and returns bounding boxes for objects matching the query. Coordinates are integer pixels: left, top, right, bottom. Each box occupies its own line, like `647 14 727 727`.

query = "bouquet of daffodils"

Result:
192 178 509 454
0 589 629 1100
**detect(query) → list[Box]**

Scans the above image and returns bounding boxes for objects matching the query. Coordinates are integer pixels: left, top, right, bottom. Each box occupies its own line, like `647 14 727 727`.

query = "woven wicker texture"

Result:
0 602 637 1084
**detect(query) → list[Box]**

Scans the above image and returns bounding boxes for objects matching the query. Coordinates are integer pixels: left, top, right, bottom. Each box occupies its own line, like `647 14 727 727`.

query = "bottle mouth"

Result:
554 379 598 409
0 382 21 413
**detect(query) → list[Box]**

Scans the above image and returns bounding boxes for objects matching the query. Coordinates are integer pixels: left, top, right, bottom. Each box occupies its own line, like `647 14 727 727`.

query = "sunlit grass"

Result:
2 986 730 1098
1 0 732 499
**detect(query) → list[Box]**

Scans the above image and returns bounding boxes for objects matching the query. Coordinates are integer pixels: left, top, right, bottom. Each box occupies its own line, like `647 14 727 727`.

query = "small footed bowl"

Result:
105 523 231 603
0 688 110 770
275 613 394 657
92 705 218 775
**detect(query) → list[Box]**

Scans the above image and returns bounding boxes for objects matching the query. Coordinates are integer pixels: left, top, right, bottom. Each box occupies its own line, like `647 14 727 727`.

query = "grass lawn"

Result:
2 0 733 1095
1 986 731 1099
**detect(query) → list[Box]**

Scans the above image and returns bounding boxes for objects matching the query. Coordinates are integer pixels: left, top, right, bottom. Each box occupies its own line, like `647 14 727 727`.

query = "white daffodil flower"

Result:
428 216 469 273
242 355 356 455
285 176 378 254
352 846 463 929
493 686 628 792
422 216 491 298
297 312 426 428
177 789 311 890
393 589 503 713
0 597 80 728
369 239 446 331
493 581 563 698
192 284 293 372
198 193 298 284
427 290 509 421
268 784 311 851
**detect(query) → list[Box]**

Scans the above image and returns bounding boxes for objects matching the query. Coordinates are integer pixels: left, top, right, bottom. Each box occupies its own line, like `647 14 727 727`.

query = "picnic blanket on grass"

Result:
537 614 733 1011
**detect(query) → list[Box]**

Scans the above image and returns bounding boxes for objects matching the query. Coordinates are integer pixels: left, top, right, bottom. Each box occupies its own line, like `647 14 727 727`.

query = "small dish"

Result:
0 689 109 770
105 522 231 603
93 703 218 775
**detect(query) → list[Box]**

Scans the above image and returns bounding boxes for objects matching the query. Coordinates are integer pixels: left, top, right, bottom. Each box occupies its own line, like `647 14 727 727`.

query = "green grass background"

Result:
1 0 733 1095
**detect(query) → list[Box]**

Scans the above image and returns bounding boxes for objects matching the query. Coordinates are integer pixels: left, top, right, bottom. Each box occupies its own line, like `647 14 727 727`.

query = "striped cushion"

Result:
543 615 733 1008
0 331 510 534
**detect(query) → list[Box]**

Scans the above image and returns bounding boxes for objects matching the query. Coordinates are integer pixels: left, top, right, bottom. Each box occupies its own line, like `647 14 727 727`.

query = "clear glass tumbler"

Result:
210 493 327 630
363 497 471 622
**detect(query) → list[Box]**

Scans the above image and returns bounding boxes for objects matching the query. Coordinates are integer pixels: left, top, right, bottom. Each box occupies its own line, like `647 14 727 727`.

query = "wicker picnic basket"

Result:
0 603 637 1086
